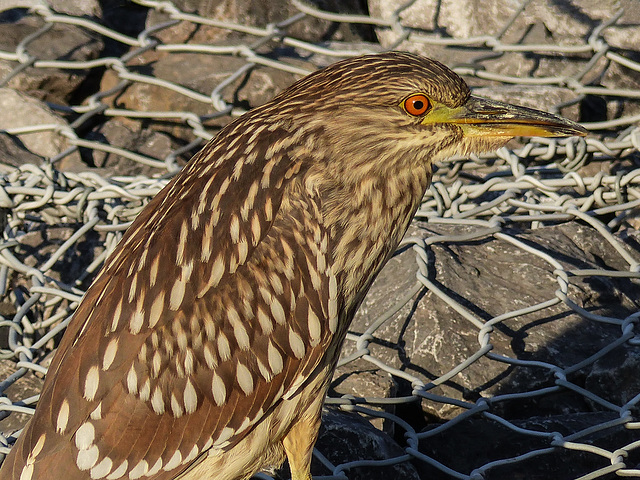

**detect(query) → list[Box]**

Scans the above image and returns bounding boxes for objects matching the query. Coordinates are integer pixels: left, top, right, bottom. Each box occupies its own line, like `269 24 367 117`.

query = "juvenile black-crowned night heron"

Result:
0 52 585 480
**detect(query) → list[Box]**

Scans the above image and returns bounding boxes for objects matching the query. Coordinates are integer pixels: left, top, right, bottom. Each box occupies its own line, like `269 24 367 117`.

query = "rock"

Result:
80 118 193 176
99 51 279 116
0 88 82 168
14 225 105 287
0 133 43 170
370 0 516 42
585 345 640 412
98 49 311 140
0 13 103 104
0 363 42 434
344 221 639 421
331 358 394 403
0 0 100 17
47 0 101 17
309 408 420 480
369 0 640 50
600 59 640 119
418 412 638 479
367 0 640 118
155 0 375 44
520 0 640 50
330 357 395 431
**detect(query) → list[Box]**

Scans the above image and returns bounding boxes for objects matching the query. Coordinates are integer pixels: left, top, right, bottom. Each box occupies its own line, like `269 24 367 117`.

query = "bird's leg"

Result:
282 415 321 480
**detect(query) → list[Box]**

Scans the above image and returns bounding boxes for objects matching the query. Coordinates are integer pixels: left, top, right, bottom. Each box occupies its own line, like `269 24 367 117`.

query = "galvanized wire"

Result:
0 1 639 479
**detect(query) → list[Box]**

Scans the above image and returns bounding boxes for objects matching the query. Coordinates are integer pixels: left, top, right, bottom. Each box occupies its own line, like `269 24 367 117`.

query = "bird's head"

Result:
265 52 586 178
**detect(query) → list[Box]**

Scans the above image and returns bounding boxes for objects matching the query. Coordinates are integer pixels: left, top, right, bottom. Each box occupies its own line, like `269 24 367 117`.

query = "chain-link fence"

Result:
0 0 639 479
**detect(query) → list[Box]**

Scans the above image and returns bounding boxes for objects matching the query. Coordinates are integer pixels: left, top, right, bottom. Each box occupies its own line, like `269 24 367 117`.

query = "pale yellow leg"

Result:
282 415 321 480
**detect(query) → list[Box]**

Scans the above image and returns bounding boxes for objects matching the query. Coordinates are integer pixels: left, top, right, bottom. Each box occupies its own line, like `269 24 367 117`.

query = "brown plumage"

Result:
0 52 586 480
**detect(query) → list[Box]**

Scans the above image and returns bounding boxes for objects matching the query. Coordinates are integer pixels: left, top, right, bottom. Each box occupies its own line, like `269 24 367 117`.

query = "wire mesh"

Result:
0 0 639 479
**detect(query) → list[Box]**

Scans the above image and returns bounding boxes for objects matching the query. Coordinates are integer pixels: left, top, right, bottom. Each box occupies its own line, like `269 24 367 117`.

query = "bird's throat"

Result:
317 159 432 310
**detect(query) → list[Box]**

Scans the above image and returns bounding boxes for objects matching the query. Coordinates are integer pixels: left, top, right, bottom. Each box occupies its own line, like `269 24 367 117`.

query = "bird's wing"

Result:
2 126 338 480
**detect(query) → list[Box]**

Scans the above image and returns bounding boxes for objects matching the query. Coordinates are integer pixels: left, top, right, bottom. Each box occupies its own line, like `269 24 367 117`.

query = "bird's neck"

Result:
306 155 433 316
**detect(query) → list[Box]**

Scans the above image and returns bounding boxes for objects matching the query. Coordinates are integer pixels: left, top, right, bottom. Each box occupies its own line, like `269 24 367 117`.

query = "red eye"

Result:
403 94 431 116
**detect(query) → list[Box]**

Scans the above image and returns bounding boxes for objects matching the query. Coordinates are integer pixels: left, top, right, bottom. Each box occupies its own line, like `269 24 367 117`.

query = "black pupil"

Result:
413 99 424 110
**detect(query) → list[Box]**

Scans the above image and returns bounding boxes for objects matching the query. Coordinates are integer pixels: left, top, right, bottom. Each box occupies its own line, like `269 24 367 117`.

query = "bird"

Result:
0 51 586 480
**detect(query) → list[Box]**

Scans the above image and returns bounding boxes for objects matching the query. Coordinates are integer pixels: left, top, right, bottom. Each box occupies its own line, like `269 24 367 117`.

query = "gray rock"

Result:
47 0 101 17
156 0 374 44
81 118 191 176
0 133 43 170
0 363 41 434
344 221 639 421
99 50 306 124
312 408 420 480
330 358 394 431
368 0 640 118
12 224 105 287
585 345 640 412
0 88 82 168
0 0 100 17
0 14 103 104
369 0 640 50
331 358 394 402
418 412 637 479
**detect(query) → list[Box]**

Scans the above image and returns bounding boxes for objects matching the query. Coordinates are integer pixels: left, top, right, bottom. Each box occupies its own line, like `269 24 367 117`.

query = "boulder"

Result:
344 221 639 421
0 88 83 169
155 0 375 44
418 412 638 479
81 117 195 176
0 362 42 434
1 0 101 17
367 0 640 118
43 0 101 17
369 0 640 51
98 49 308 136
0 133 42 170
0 12 103 104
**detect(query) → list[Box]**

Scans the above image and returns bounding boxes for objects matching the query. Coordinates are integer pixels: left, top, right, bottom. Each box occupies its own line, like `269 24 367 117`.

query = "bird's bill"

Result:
428 96 588 138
